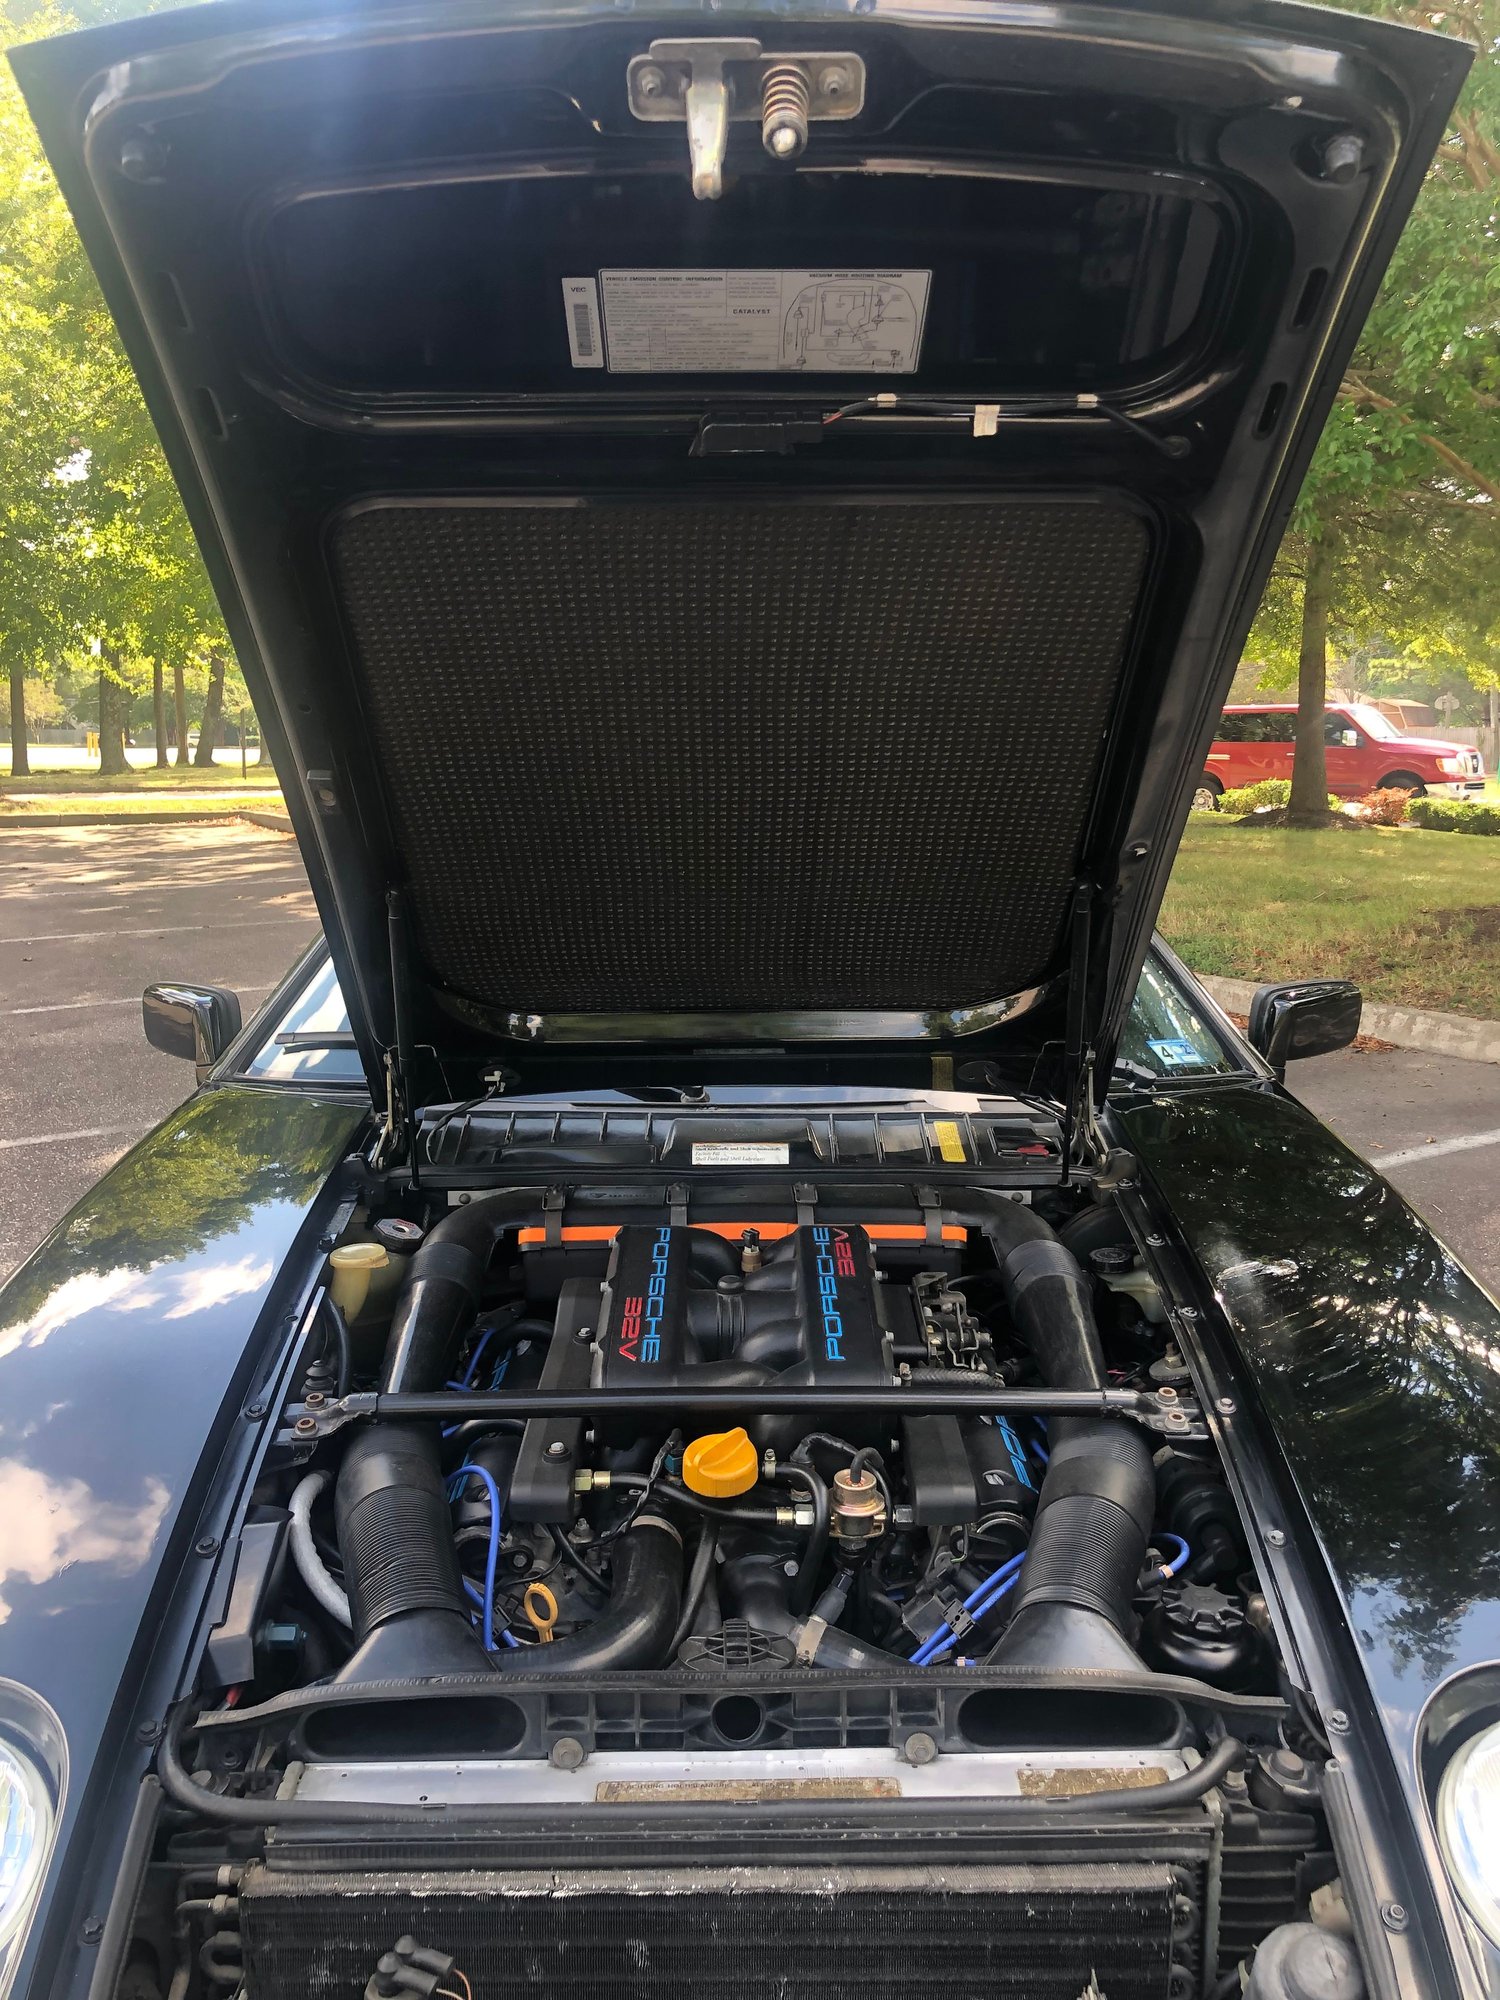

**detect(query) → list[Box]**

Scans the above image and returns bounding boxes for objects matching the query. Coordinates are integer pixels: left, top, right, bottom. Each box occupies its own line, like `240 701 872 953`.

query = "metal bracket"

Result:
627 39 865 200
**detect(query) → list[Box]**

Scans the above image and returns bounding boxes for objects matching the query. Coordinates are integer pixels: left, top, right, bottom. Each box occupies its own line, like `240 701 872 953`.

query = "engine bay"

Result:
125 1152 1369 2000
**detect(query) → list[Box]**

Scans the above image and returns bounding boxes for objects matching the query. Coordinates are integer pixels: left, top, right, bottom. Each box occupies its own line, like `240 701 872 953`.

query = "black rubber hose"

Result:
497 1518 682 1673
382 1191 545 1393
321 1297 353 1398
157 1701 1243 1828
611 1475 791 1528
948 1193 1104 1390
773 1463 829 1617
334 1422 493 1682
665 1525 718 1658
948 1194 1156 1672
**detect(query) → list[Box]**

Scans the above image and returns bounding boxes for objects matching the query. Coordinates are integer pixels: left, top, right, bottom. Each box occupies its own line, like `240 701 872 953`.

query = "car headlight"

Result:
1437 1719 1500 1945
0 1742 53 1952
0 1684 66 2000
1438 756 1464 775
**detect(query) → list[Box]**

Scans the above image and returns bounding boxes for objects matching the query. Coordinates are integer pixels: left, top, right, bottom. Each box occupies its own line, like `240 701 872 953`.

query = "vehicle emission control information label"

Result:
691 1142 791 1166
562 270 931 374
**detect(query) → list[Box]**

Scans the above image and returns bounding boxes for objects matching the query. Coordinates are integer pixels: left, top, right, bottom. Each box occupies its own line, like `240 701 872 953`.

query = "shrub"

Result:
1219 778 1291 815
1408 797 1500 836
1219 777 1342 817
1358 788 1412 826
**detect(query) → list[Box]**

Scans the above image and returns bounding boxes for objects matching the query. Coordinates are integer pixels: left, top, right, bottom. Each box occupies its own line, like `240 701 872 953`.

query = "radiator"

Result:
242 1829 1211 2000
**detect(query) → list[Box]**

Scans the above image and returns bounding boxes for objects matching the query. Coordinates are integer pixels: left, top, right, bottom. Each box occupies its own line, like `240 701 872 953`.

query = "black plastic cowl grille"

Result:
329 499 1149 1014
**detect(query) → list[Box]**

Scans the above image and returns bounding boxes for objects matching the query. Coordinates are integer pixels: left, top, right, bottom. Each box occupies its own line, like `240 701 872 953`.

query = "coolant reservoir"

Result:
328 1240 390 1322
1091 1247 1167 1324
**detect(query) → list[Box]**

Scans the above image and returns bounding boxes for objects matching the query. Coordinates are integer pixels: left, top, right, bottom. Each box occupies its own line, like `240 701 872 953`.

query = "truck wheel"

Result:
1192 777 1222 812
1379 771 1427 797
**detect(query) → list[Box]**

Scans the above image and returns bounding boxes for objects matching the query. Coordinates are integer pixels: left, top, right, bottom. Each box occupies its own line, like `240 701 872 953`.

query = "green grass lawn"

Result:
1161 816 1500 1019
0 791 285 817
0 762 274 793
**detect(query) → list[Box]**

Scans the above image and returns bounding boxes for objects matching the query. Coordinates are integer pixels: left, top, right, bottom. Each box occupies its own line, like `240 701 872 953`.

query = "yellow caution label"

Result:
933 1119 967 1164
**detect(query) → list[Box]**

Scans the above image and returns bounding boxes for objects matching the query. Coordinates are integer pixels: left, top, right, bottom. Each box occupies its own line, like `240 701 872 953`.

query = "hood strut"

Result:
1062 878 1103 1177
380 888 421 1186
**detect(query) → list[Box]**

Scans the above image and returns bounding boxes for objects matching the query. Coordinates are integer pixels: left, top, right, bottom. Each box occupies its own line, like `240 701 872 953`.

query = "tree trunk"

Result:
152 662 170 768
193 651 226 768
1289 530 1336 822
8 670 30 778
98 667 129 776
173 662 189 766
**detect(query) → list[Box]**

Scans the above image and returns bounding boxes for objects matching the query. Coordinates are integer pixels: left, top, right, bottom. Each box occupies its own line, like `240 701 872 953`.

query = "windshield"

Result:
1345 703 1401 741
243 956 364 1084
1115 955 1239 1081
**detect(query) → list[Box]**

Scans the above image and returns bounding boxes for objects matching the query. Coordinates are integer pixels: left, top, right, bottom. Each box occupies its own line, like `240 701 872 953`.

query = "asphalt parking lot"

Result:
1 821 1499 1293
0 822 319 1278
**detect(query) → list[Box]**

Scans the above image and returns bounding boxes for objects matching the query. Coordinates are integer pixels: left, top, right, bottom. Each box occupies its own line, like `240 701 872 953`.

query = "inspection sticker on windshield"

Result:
691 1142 791 1165
563 270 931 374
1148 1038 1205 1069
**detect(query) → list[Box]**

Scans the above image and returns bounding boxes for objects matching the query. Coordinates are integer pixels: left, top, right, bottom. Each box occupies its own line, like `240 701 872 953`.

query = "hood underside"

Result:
12 0 1467 1098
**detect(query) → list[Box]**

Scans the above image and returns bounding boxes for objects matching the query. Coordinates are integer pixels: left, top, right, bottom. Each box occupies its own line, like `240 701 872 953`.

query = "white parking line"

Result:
0 915 314 945
0 1124 137 1152
7 981 275 1017
1379 1126 1500 1171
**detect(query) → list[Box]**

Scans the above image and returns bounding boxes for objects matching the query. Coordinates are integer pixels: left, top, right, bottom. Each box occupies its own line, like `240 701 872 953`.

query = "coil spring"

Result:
761 63 811 159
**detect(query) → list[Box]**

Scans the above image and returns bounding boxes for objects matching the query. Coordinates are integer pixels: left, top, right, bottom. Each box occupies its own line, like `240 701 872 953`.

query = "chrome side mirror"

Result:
1247 979 1361 1075
143 983 243 1083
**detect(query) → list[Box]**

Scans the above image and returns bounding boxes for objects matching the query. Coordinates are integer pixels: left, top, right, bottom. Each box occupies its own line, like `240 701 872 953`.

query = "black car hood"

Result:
13 0 1466 1111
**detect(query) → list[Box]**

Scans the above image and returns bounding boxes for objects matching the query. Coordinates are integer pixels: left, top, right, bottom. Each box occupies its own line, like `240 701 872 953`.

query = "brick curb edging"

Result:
1199 974 1500 1067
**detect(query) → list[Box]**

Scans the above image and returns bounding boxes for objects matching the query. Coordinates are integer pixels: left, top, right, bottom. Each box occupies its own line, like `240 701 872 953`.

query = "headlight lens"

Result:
0 1741 53 1963
1438 1719 1500 1944
1439 756 1463 775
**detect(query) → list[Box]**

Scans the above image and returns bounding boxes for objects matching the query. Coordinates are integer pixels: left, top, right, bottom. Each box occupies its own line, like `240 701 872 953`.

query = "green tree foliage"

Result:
1248 0 1499 821
0 0 240 779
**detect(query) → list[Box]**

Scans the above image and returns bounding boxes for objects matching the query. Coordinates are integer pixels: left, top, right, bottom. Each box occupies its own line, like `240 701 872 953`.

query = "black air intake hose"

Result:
950 1195 1154 1671
334 1423 493 1681
497 1517 683 1673
382 1190 545 1393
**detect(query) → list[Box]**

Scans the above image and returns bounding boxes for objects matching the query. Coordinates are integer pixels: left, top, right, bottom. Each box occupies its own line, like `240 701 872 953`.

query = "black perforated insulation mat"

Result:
329 500 1149 1013
241 1860 1189 2000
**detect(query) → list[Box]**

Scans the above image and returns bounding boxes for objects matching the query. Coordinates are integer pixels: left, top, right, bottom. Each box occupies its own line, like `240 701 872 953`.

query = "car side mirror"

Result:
1247 979 1361 1074
1340 729 1360 748
143 982 243 1083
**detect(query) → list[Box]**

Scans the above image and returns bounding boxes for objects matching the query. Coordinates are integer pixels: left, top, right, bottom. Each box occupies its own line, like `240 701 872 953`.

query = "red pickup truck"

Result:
1198 702 1486 808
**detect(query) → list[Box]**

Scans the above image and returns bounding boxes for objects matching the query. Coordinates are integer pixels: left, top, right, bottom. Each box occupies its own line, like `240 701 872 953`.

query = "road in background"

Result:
1 821 1498 1294
0 822 318 1278
1290 1044 1500 1292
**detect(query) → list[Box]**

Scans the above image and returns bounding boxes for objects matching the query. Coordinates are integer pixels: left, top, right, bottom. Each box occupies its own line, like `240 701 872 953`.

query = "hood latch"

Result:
627 40 865 200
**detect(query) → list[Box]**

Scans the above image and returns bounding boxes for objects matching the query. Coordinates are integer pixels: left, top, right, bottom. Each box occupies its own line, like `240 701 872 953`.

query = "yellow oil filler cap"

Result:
682 1427 759 1499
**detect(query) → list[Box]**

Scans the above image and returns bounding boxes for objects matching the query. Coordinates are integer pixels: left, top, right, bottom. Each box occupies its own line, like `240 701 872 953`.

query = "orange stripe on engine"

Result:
516 1221 967 1247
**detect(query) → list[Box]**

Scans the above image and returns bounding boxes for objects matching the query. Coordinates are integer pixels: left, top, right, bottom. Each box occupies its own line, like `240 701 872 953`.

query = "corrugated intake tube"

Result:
950 1196 1155 1671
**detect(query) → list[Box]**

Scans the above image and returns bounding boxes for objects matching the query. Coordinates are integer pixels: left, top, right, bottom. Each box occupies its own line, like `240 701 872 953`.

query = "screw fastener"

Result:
244 1403 266 1420
195 1535 219 1557
1380 1903 1408 1933
294 1415 318 1435
79 1919 105 1947
1266 1528 1286 1548
135 1719 161 1743
1216 1397 1236 1415
1327 1708 1351 1734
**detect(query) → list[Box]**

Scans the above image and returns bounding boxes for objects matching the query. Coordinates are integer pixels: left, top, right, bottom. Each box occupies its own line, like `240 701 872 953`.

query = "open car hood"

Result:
13 0 1466 1120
